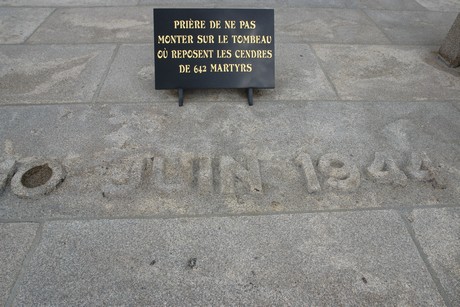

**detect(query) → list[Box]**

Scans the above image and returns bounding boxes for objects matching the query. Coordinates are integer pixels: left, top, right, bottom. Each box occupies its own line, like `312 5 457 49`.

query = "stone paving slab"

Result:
275 0 348 8
140 0 425 10
346 0 427 10
140 0 266 7
439 12 460 68
0 44 116 105
28 7 153 44
0 223 38 306
97 43 337 103
0 101 458 220
244 0 428 10
410 208 460 306
0 0 451 11
413 0 460 12
365 10 458 45
312 44 460 101
28 6 398 45
0 8 53 44
12 211 444 305
144 0 357 9
276 8 390 44
0 0 138 6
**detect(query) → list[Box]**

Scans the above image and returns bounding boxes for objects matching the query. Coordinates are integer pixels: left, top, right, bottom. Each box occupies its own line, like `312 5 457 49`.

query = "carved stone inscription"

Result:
0 151 450 200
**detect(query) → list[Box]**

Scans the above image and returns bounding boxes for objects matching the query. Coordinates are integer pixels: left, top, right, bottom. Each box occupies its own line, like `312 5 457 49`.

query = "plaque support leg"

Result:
247 88 253 106
178 88 184 107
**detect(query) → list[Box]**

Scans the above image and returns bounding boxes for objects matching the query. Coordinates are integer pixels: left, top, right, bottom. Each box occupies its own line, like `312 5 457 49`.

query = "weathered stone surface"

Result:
414 0 460 12
366 152 407 187
97 43 337 103
0 44 116 104
365 10 458 45
0 8 53 44
0 223 39 306
276 8 390 44
455 101 460 111
10 158 66 199
0 0 137 6
348 0 426 10
139 0 218 6
410 208 460 306
97 44 172 103
274 0 427 10
318 153 361 191
139 0 425 10
312 44 460 101
406 152 447 189
0 101 458 219
13 212 444 305
140 0 271 7
278 0 348 8
284 0 348 8
28 7 153 44
439 13 460 68
0 159 16 195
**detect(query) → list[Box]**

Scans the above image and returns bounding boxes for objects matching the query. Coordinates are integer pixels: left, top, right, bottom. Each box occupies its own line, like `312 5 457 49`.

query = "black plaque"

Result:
153 9 275 90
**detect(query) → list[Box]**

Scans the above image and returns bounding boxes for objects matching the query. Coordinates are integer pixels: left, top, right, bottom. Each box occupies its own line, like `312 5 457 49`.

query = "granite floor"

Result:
0 0 459 306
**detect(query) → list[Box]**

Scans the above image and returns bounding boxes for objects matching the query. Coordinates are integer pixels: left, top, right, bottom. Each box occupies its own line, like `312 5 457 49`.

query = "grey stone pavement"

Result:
0 0 459 305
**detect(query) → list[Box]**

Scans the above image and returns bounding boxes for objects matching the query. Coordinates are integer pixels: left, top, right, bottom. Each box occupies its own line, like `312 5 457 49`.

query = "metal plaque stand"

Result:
178 88 184 107
247 88 253 106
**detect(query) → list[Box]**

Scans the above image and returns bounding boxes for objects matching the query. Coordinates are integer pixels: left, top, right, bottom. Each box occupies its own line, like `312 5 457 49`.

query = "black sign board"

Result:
153 9 275 105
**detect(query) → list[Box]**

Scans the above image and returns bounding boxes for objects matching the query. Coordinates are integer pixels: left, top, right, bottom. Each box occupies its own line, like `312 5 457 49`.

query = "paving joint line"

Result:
451 101 460 112
17 41 446 47
343 3 430 12
360 8 394 44
0 42 452 49
12 42 137 46
2 41 448 47
308 43 341 99
0 101 104 108
91 44 120 103
277 41 439 46
0 5 145 9
362 8 457 13
5 222 44 307
279 7 433 13
22 7 56 45
398 210 452 307
0 4 453 13
305 42 443 49
0 99 458 109
1 203 459 224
